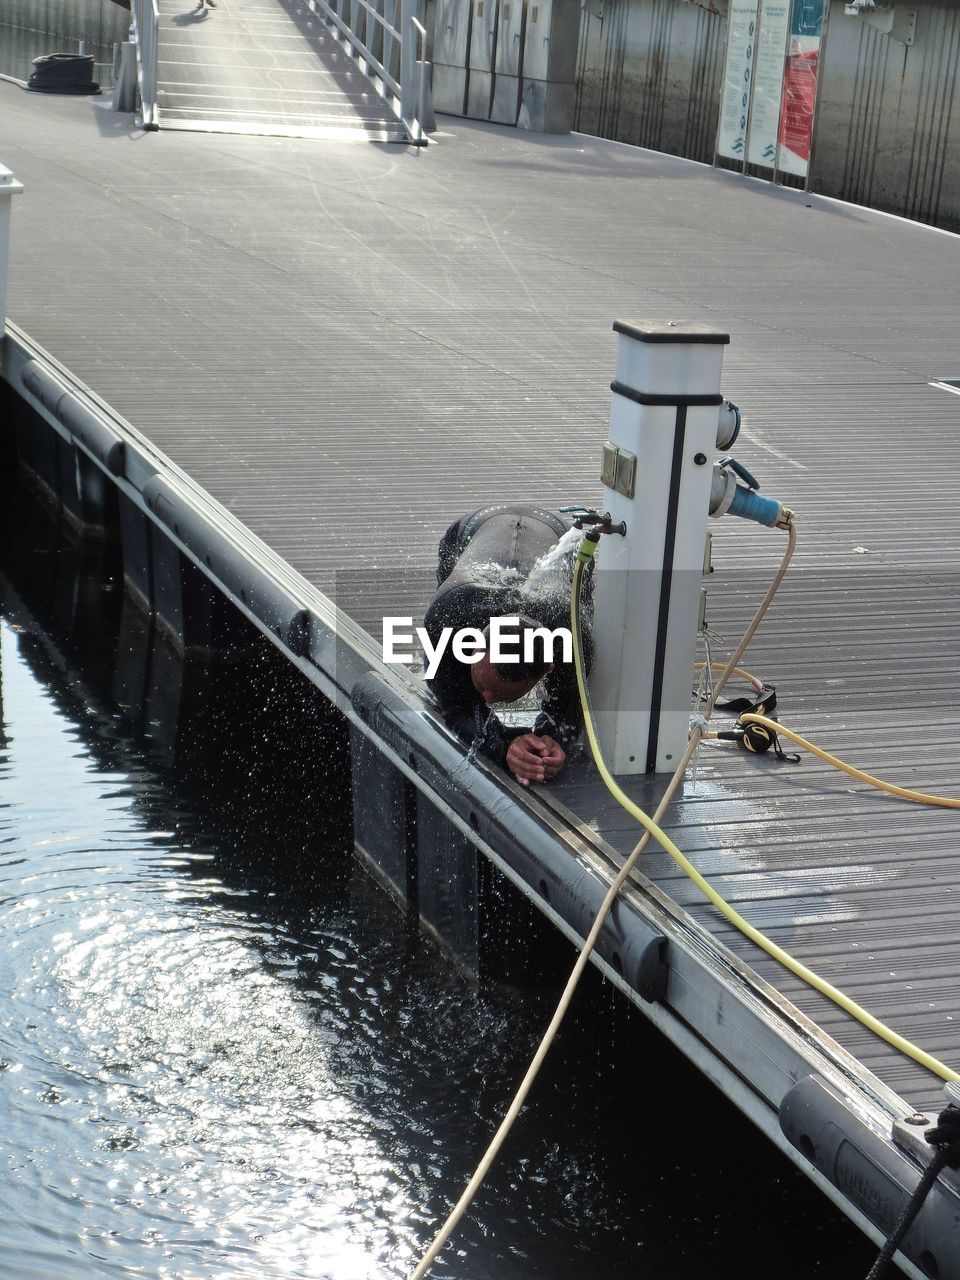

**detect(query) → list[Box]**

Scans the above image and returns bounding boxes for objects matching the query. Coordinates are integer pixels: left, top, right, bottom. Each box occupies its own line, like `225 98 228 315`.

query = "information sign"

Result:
747 0 790 168
717 0 759 161
777 0 826 176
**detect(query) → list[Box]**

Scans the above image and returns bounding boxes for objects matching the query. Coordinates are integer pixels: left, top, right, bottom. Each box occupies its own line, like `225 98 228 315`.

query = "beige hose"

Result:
408 520 798 1278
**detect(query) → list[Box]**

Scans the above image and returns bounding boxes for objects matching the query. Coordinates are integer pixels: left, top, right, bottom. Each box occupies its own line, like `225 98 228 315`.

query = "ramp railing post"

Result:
400 0 416 132
130 0 159 128
401 2 432 145
113 41 138 113
0 165 24 339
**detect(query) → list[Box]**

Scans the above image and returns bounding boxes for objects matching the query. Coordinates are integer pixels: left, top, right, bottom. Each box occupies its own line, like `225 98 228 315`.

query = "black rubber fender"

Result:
780 1075 960 1279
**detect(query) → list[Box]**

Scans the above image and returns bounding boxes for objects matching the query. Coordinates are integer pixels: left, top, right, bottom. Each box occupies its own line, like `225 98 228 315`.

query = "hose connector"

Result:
709 462 793 529
727 485 785 528
715 725 774 753
716 720 800 761
575 528 601 565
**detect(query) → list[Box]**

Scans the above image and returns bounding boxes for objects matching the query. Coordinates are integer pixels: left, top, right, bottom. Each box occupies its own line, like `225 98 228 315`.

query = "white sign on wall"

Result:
718 0 827 175
746 0 790 167
717 0 759 161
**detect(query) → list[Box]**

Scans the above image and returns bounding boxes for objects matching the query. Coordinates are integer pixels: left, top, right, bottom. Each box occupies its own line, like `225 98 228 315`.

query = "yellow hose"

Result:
571 557 958 1084
740 713 960 809
694 661 762 688
409 521 956 1278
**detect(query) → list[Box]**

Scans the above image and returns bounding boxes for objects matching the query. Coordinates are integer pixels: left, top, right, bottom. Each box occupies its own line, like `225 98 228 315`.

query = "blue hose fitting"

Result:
727 485 784 528
710 463 789 527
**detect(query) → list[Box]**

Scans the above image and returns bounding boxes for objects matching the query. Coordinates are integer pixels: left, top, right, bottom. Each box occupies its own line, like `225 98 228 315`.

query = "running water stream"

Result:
446 710 493 793
519 525 585 611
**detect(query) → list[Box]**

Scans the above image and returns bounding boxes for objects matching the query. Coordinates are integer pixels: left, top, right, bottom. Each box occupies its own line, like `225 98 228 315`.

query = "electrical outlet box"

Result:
600 442 637 498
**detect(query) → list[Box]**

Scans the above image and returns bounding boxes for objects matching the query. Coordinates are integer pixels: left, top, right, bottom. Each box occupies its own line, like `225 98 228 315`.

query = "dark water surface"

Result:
0 477 877 1279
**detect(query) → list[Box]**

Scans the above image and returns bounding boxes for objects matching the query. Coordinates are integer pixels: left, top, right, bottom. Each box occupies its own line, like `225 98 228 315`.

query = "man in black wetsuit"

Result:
422 505 585 787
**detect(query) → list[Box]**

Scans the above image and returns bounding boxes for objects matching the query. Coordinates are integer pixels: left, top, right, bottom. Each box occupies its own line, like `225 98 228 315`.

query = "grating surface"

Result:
2 83 960 1114
154 0 404 139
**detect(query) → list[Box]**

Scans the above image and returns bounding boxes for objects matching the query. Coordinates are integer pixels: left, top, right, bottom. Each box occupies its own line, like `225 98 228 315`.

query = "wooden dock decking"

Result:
2 68 960 1162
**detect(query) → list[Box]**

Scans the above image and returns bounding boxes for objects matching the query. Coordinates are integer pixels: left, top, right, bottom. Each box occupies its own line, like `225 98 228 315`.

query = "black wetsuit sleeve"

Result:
436 516 466 587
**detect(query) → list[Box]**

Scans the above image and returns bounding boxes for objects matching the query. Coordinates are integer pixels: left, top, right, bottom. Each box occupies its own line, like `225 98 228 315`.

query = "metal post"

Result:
742 0 764 176
803 0 832 194
589 320 729 775
0 165 25 339
412 14 427 147
113 41 138 112
400 0 416 130
771 0 794 188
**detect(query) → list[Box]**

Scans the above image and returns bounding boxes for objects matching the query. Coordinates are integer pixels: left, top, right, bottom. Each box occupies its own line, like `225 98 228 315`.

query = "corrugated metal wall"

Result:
573 0 960 232
574 0 726 163
811 1 960 232
2 0 128 45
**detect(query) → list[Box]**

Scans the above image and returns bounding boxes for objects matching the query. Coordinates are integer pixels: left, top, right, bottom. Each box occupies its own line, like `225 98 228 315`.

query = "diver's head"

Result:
471 656 547 704
470 616 554 704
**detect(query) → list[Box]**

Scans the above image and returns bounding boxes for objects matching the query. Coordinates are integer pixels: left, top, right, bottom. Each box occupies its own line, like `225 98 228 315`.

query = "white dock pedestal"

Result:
590 320 729 775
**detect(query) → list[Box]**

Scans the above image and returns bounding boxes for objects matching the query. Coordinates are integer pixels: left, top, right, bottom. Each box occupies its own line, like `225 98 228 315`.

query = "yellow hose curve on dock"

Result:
740 713 960 809
409 518 957 1279
694 660 762 688
571 557 959 1085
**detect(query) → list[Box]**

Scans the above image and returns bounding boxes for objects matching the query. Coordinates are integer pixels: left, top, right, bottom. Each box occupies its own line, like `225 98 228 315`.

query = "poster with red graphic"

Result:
717 0 826 175
777 0 826 176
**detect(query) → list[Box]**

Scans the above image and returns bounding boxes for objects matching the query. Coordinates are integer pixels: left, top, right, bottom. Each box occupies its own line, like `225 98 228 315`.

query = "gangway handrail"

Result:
408 15 427 149
308 0 430 145
310 0 401 97
130 0 159 127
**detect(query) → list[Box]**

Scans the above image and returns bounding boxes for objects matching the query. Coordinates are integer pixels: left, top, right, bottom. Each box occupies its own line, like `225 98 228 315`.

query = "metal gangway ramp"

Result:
132 0 427 141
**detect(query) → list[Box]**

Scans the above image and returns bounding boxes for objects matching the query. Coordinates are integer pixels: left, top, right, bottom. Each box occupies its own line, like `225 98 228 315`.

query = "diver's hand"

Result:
506 734 565 786
536 736 566 780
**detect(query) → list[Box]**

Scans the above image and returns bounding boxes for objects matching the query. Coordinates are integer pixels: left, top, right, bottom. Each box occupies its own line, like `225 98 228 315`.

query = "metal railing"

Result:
407 14 428 148
308 0 430 144
130 0 159 128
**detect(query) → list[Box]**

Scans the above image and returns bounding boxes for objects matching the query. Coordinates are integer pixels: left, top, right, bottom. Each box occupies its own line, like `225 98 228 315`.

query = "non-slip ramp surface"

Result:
155 0 405 139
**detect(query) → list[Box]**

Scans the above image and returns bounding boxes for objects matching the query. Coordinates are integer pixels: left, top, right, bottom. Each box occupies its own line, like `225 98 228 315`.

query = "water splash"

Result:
448 710 495 793
464 711 494 766
520 526 583 615
457 561 525 591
